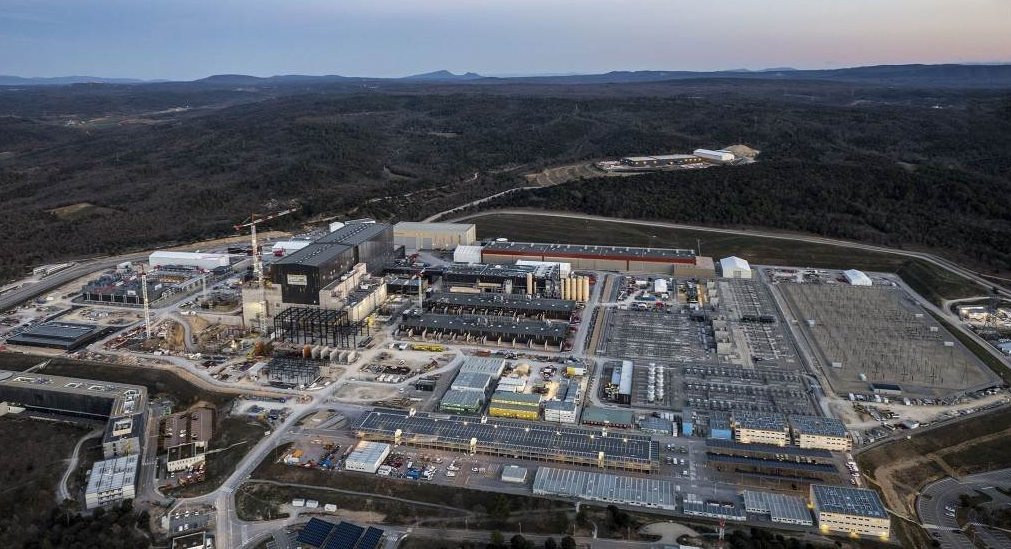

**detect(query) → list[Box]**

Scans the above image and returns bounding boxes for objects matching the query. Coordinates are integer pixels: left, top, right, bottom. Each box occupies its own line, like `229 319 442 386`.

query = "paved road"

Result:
917 468 1011 549
56 428 102 503
0 254 150 312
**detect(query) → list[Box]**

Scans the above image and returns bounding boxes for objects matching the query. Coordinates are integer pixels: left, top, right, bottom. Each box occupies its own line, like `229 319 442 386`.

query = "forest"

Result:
1 77 1010 281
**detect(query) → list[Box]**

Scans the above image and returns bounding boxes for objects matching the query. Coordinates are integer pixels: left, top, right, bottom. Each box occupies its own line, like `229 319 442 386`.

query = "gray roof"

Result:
439 389 485 409
395 222 475 234
789 415 849 438
482 241 695 261
274 242 351 267
318 222 391 246
427 292 576 313
742 491 813 525
734 411 789 432
86 454 138 495
399 313 568 340
705 438 833 459
459 356 506 377
450 372 493 392
533 466 675 510
582 406 634 425
811 485 888 518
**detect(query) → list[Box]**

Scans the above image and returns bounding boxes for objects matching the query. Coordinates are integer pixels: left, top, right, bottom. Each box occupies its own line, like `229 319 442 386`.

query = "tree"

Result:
560 536 576 549
544 537 558 549
489 530 505 549
510 534 531 549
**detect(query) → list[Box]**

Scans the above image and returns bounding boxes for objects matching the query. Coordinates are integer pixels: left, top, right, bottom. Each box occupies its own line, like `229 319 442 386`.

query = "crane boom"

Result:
234 206 300 333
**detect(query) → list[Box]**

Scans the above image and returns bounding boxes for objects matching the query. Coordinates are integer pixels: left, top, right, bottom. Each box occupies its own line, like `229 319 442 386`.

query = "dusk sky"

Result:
2 0 1009 80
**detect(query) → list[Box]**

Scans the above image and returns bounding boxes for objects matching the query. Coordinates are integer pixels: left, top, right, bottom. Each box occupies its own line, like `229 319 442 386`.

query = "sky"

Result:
1 0 1009 80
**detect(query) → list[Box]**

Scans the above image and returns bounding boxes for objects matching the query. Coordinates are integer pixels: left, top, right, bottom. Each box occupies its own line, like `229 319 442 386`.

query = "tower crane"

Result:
234 206 300 333
140 268 152 339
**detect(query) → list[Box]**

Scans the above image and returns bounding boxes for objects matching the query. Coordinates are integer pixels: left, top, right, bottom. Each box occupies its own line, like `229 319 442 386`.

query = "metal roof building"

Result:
6 321 111 351
459 356 507 378
344 441 391 474
682 493 747 521
353 408 659 472
843 269 872 286
810 485 888 518
394 222 477 251
426 292 576 320
397 313 568 349
581 406 634 428
719 256 753 279
743 490 814 525
450 372 494 392
438 389 485 414
85 454 139 509
501 465 529 483
532 467 675 510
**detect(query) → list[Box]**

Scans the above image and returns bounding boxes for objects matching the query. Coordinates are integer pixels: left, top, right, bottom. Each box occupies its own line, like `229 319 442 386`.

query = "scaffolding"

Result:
273 307 370 348
266 357 322 387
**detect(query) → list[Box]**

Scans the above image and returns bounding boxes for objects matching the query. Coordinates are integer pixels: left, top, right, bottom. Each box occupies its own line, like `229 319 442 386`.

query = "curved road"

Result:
56 429 103 503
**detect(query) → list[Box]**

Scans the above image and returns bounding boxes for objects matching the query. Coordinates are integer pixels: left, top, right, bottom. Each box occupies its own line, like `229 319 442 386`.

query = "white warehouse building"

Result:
453 245 484 264
516 260 572 278
694 149 735 163
344 441 391 474
394 222 477 251
719 256 752 279
843 269 872 286
149 251 229 271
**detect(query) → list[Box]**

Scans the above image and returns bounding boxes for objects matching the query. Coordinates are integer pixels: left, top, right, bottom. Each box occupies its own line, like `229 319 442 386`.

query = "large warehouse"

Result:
440 263 563 295
270 222 394 305
719 256 753 279
393 222 477 251
149 251 230 270
344 441 391 473
425 292 576 321
533 467 676 510
397 313 568 349
480 241 714 276
6 321 111 351
352 408 660 472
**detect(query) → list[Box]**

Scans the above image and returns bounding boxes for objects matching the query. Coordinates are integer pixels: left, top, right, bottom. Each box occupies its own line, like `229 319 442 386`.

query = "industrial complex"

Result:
3 211 1009 549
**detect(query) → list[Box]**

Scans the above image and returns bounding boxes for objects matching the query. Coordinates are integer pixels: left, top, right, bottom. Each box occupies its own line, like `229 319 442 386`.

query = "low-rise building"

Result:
810 484 890 540
344 441 391 474
103 413 144 458
501 465 528 484
439 389 485 414
85 454 138 509
166 442 206 472
733 411 789 446
790 415 852 452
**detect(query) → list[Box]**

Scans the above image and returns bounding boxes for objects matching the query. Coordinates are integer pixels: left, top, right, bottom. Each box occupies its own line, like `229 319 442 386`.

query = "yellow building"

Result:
811 485 890 540
790 415 852 452
733 411 789 446
488 391 541 420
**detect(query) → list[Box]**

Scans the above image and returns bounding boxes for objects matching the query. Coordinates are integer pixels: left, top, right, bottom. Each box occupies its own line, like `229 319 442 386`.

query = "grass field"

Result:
235 481 467 523
467 212 985 305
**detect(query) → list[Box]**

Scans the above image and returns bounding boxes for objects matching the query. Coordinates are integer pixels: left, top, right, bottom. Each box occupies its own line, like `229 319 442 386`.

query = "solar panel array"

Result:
324 521 366 549
707 453 838 473
811 485 888 518
532 467 675 510
356 527 385 549
352 408 658 467
298 518 337 548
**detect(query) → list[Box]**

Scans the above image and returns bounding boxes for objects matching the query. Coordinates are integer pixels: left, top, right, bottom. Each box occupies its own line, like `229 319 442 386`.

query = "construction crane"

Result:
234 206 300 333
140 269 152 339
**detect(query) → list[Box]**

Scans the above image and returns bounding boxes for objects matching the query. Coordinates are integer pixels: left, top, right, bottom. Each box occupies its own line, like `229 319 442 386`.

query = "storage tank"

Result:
582 277 591 302
526 273 534 295
563 277 572 300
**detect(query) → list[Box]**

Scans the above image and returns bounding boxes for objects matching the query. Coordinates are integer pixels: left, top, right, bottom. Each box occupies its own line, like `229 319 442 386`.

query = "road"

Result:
56 428 103 503
916 468 1011 549
0 253 151 312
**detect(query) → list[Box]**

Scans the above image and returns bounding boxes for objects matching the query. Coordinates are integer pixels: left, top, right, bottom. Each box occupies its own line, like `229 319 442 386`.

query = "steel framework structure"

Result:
273 307 370 348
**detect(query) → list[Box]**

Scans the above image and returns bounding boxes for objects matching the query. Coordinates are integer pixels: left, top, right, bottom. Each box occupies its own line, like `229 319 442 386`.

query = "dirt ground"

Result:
832 393 1010 429
639 522 700 542
334 384 400 402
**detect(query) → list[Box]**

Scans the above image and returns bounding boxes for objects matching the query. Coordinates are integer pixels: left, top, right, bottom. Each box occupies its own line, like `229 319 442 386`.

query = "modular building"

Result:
397 313 568 350
733 411 790 446
149 251 229 270
352 408 660 472
533 467 675 510
439 389 485 414
501 465 529 484
843 269 872 286
789 415 852 452
425 292 576 321
488 391 541 420
581 406 634 429
742 491 813 526
459 356 507 378
450 372 494 393
481 241 713 276
85 454 138 509
810 485 890 540
693 149 736 163
394 222 477 251
345 441 392 474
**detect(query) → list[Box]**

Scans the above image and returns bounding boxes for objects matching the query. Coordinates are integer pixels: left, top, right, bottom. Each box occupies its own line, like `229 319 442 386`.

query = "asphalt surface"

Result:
917 468 1011 549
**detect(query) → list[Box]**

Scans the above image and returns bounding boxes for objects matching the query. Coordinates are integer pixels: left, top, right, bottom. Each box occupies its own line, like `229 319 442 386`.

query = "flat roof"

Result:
7 321 106 348
459 356 506 377
0 369 147 417
743 491 813 524
86 454 138 495
789 415 849 438
490 391 542 405
450 372 493 391
346 441 390 465
395 222 475 234
705 438 834 459
427 292 576 313
533 467 675 510
482 241 696 262
582 406 634 425
440 389 485 409
352 408 658 465
734 411 789 432
811 485 888 518
399 313 569 340
318 222 391 247
706 453 838 474
274 242 352 268
443 263 558 279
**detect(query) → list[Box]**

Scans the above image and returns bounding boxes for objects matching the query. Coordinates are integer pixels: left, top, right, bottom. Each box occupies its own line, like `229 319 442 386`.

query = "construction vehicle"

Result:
411 343 445 352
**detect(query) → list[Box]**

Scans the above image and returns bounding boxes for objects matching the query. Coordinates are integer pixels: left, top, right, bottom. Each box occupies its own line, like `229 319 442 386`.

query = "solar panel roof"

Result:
324 522 366 549
811 485 888 518
298 518 337 547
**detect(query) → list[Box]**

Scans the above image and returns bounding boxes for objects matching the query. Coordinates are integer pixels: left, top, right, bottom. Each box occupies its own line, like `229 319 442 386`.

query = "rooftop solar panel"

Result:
298 518 337 548
355 526 385 549
324 522 366 549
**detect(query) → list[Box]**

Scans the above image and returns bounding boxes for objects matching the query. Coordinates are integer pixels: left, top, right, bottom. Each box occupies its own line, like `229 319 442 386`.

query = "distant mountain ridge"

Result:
5 63 1011 87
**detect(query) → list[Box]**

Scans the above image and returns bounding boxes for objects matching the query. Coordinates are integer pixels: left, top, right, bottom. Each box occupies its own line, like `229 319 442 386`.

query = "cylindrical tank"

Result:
563 277 572 300
526 273 534 295
582 277 591 302
302 345 312 359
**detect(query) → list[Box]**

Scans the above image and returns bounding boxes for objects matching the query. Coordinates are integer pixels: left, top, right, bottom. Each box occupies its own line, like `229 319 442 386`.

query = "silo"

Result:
582 277 591 302
526 272 534 295
563 277 572 300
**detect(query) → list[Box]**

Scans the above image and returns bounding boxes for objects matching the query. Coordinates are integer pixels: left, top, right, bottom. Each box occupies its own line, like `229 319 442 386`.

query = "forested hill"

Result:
486 160 1011 274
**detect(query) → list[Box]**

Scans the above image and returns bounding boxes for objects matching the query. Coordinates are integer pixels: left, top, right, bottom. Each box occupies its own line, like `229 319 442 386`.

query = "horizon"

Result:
2 0 1010 80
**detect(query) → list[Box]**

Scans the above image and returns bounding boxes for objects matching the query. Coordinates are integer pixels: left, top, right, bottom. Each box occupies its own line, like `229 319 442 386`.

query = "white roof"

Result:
843 269 872 285
86 454 138 495
346 440 390 465
395 222 475 234
149 251 228 260
720 256 751 271
271 240 311 251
